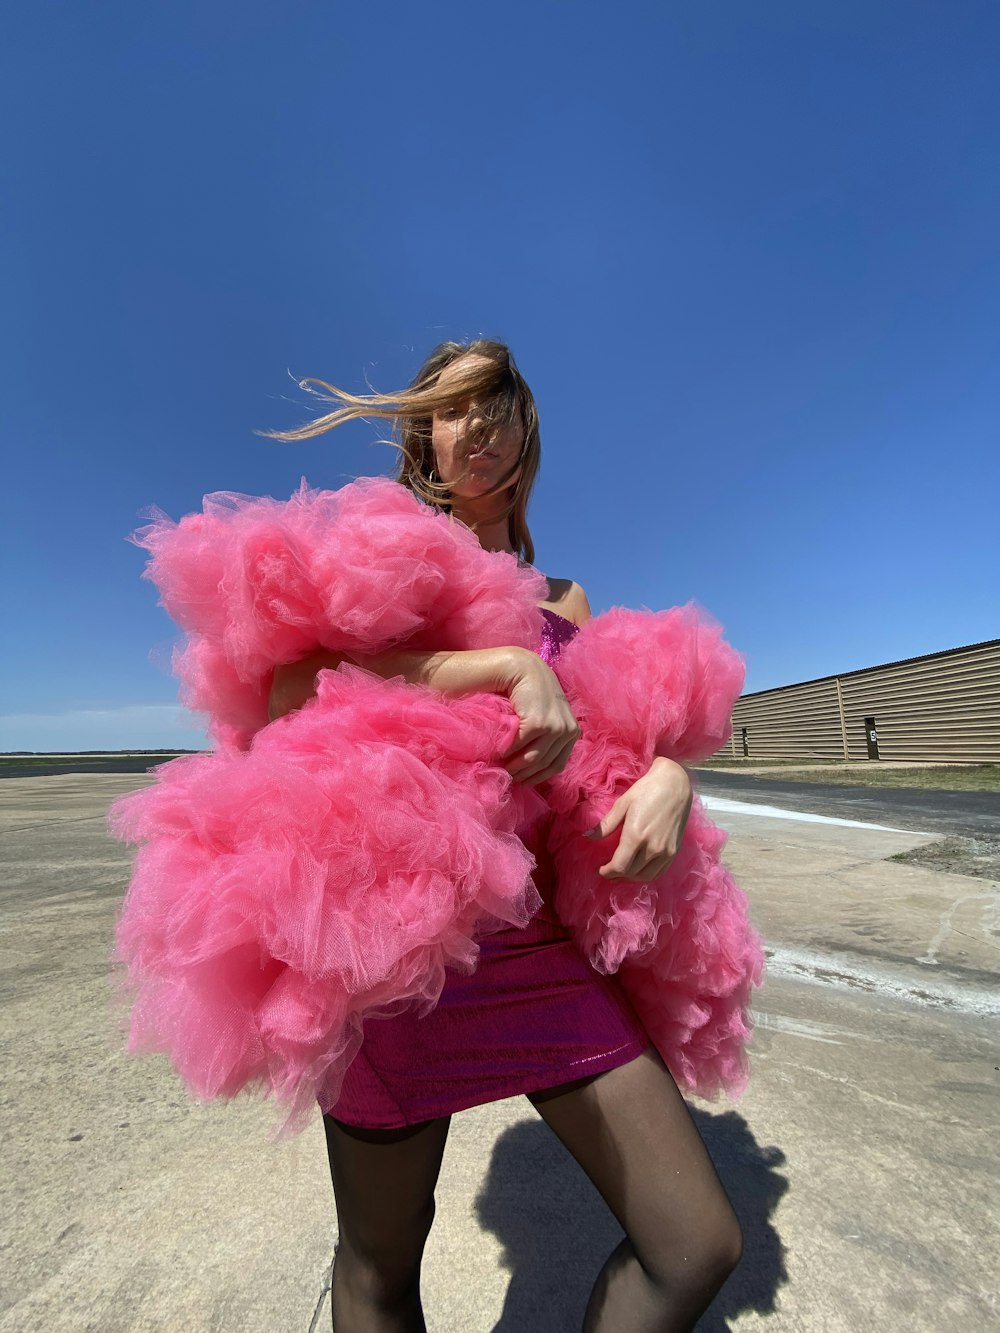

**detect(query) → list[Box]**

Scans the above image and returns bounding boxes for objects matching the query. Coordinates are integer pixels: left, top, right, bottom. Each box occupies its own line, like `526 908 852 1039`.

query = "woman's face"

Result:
430 355 524 498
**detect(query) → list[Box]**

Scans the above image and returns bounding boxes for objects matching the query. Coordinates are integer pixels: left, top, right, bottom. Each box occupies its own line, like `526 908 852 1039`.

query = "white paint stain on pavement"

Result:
754 1012 878 1045
701 795 927 835
917 890 1000 967
765 945 1000 1017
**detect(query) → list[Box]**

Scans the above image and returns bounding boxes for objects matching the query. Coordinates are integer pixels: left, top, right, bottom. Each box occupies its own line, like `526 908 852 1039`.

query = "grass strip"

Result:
696 763 1000 793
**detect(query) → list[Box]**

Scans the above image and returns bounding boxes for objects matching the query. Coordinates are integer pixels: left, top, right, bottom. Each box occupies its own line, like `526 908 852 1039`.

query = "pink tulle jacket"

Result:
109 475 765 1130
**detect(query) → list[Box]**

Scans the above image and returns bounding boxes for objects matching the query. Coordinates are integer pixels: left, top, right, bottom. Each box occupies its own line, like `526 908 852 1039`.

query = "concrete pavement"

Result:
1 775 997 1331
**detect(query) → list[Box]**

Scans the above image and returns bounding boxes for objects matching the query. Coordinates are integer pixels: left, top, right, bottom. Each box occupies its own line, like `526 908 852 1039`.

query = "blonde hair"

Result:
264 339 541 564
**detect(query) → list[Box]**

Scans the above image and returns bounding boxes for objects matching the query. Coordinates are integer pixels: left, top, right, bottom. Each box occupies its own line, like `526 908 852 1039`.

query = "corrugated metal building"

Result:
718 639 1000 763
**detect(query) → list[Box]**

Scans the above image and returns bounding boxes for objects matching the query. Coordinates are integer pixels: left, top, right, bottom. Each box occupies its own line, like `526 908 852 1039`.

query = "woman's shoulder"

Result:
536 577 593 627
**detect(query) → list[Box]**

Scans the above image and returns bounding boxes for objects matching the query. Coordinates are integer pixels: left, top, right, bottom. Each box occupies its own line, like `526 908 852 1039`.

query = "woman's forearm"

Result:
268 644 527 721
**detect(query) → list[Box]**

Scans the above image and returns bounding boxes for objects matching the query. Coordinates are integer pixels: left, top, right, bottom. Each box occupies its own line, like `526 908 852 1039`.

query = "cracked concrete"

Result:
0 775 997 1331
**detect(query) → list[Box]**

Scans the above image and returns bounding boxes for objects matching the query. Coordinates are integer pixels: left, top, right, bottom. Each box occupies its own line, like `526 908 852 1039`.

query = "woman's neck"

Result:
447 502 515 556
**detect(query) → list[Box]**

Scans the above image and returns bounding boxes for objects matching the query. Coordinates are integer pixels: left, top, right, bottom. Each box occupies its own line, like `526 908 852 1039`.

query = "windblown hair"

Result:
264 339 540 564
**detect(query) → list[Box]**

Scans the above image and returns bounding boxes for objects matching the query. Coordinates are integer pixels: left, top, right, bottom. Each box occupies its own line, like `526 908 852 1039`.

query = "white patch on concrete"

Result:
918 890 1000 967
765 945 1000 1017
755 1012 875 1045
701 795 926 835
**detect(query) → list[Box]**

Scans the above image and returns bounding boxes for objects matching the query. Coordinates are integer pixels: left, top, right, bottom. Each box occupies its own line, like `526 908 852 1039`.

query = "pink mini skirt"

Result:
324 840 650 1130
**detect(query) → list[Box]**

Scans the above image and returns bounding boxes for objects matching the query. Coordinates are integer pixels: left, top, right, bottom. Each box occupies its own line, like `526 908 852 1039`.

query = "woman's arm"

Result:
568 583 693 876
268 644 530 722
269 641 580 787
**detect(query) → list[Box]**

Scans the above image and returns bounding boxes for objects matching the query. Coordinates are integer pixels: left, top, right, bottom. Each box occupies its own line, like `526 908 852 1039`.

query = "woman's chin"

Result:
447 477 511 502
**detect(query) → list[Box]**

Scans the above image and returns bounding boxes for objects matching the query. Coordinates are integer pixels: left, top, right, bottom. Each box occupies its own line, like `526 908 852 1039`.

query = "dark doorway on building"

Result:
741 727 749 758
864 716 880 760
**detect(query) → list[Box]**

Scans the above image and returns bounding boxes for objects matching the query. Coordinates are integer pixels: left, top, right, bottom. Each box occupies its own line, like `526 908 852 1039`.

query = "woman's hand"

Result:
496 649 581 786
584 758 693 880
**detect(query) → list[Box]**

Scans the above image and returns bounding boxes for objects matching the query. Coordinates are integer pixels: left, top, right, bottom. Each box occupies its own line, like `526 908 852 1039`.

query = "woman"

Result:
266 340 743 1331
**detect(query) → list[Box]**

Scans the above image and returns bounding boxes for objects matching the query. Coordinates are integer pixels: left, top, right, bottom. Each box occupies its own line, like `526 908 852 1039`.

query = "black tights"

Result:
323 1045 741 1332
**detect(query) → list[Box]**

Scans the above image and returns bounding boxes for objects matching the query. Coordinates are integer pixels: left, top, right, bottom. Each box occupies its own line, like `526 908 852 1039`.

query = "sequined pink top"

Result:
537 605 581 664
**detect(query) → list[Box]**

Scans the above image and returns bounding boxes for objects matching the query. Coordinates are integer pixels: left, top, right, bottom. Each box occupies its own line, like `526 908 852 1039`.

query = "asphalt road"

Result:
4 757 998 843
693 769 999 840
0 757 192 780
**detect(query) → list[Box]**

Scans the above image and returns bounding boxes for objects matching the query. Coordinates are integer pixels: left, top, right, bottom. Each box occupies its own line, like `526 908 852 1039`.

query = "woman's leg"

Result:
526 1046 742 1332
322 1113 452 1333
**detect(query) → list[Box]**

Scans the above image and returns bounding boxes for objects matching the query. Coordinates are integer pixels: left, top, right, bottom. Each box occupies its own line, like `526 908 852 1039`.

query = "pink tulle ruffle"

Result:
132 476 546 746
547 797 764 1099
552 605 746 772
111 475 763 1128
538 601 763 1096
110 664 548 1130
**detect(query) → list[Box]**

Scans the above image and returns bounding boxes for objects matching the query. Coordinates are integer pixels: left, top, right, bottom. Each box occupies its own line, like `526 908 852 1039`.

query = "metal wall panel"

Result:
714 640 1000 763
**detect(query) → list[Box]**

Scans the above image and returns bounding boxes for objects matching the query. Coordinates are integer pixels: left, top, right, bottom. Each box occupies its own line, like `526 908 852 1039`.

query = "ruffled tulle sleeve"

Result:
540 605 763 1101
131 475 547 746
110 476 553 1130
550 604 745 768
110 665 550 1133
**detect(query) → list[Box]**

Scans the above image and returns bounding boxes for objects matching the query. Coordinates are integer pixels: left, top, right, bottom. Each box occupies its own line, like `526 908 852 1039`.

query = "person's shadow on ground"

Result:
475 1107 788 1331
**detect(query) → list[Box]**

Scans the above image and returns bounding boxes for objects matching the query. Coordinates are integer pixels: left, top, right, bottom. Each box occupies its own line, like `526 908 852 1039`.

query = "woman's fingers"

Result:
530 733 580 785
601 850 677 882
503 725 577 785
498 656 580 783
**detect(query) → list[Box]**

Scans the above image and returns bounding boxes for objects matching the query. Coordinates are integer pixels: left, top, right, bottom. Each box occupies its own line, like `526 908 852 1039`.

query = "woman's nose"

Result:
466 406 488 441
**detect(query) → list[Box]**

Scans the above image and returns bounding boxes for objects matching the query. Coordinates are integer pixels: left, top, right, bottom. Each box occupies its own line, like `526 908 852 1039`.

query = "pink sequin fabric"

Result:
325 608 650 1128
536 603 581 667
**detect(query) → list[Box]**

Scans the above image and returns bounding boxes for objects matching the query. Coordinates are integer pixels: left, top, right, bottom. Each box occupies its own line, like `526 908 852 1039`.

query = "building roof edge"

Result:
741 638 1000 700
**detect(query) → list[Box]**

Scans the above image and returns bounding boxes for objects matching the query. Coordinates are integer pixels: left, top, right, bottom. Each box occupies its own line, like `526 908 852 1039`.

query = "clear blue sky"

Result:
3 1 998 751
